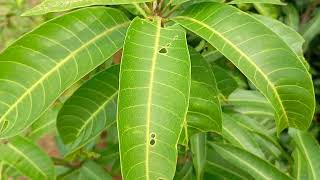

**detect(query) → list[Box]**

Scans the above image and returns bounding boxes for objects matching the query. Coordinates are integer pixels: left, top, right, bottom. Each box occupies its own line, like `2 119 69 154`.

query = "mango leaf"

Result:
174 2 315 134
282 3 299 31
209 143 292 179
190 133 207 180
253 3 281 19
228 0 285 5
57 65 119 155
227 89 275 120
292 149 309 180
202 49 223 63
226 112 286 160
118 17 191 180
206 147 254 180
222 113 265 158
0 136 55 179
252 14 306 68
22 0 153 16
0 7 129 138
186 48 222 137
28 105 60 140
301 10 320 49
289 129 320 180
211 65 238 97
80 161 112 180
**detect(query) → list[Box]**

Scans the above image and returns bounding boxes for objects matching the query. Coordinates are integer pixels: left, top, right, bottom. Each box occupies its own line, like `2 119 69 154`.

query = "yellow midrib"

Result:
0 22 129 126
175 16 289 128
145 17 162 180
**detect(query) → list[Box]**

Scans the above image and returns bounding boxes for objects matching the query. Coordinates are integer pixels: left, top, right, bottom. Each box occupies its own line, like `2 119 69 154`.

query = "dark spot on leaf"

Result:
159 47 167 54
150 139 156 146
151 133 156 138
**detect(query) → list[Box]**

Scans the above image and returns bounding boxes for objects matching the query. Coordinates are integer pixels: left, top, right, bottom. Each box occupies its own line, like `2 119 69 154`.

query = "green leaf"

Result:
289 129 320 180
301 10 320 48
118 17 191 179
0 136 55 179
190 133 207 180
0 7 129 138
227 89 275 120
282 3 299 31
228 0 285 5
174 160 195 180
80 161 112 180
22 0 153 16
202 49 223 63
209 143 292 180
211 65 238 97
252 14 307 68
292 149 309 180
222 113 265 158
186 48 222 138
174 2 315 134
57 65 120 154
206 147 254 180
28 105 60 140
253 3 281 19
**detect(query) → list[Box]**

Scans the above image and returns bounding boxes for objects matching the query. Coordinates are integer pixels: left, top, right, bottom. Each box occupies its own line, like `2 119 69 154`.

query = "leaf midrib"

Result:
145 17 162 180
76 91 118 137
175 16 289 128
0 21 130 127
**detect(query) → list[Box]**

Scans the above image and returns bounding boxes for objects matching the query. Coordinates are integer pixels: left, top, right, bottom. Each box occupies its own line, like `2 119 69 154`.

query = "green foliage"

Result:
0 0 319 179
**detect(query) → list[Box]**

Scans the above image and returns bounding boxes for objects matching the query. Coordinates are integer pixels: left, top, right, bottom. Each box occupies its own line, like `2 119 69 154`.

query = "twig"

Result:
158 0 165 11
161 0 173 15
301 0 320 23
52 157 82 169
164 5 180 18
142 2 152 14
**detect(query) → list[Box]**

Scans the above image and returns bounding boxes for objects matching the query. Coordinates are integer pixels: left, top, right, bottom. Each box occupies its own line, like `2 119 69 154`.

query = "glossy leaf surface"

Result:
23 0 153 16
186 49 222 137
118 17 191 179
209 143 292 180
174 2 315 134
0 136 55 179
289 129 320 180
0 7 129 138
57 65 120 154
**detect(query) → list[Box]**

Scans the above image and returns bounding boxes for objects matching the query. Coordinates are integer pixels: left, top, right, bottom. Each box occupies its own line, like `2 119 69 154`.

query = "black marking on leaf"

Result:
159 47 168 54
150 139 156 146
151 133 156 138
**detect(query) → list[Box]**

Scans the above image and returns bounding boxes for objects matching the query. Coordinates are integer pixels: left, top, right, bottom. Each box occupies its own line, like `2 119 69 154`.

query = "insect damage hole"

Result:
150 133 156 138
150 139 156 146
158 47 168 54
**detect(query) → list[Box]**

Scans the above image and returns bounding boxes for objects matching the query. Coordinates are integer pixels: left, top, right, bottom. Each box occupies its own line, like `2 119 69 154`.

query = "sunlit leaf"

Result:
57 65 119 155
174 2 315 134
118 17 191 179
0 7 129 138
22 0 153 16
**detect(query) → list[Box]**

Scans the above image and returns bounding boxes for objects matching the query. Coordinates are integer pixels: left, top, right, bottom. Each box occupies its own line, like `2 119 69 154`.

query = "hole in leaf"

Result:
151 133 156 138
150 139 156 146
159 48 167 54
